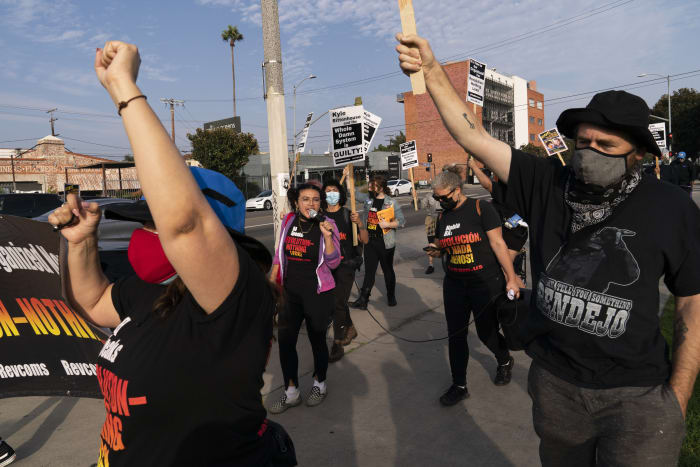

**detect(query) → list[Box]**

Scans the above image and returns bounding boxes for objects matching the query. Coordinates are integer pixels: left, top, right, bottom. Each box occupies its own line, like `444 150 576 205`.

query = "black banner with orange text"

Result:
0 215 104 398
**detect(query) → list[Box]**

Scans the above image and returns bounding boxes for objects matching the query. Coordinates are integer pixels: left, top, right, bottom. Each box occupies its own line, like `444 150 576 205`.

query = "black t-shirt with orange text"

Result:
283 216 321 289
436 198 502 282
97 245 274 466
366 198 385 239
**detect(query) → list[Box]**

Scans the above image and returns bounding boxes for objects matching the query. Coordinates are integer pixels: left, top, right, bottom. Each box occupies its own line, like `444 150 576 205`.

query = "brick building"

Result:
401 60 544 181
0 135 138 195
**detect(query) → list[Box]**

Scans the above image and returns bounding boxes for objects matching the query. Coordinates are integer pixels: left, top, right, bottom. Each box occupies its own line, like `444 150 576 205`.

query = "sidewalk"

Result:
0 221 539 467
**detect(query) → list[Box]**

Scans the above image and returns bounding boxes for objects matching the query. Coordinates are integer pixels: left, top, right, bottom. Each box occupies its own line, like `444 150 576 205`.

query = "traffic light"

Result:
427 153 432 163
668 133 673 146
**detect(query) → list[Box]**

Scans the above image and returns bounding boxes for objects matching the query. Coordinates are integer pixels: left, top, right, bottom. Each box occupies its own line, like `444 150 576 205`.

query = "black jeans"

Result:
528 361 685 466
332 263 355 340
278 286 334 388
443 274 510 386
361 238 396 297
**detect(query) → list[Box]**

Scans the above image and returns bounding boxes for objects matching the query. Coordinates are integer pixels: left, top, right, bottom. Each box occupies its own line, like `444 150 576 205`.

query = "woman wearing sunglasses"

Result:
428 165 520 407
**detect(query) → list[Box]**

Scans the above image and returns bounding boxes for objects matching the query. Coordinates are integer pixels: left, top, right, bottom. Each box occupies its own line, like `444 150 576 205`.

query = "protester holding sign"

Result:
397 33 700 466
429 165 519 406
322 180 368 362
269 183 341 413
350 175 405 309
49 41 296 466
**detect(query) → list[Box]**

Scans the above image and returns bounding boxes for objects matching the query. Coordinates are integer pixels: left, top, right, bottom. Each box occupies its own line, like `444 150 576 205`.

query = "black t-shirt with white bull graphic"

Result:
505 147 700 389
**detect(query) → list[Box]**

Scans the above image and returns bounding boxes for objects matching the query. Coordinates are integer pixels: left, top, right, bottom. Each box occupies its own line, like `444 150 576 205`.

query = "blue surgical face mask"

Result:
325 191 340 206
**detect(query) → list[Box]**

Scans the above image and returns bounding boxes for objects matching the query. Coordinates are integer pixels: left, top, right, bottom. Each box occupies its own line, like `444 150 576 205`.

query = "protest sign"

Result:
297 112 313 153
400 140 419 170
0 215 104 399
330 105 365 166
539 128 568 156
648 122 666 149
363 110 382 154
467 59 486 107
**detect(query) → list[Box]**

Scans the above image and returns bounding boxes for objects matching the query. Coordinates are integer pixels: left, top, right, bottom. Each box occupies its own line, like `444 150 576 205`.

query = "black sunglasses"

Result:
433 188 456 203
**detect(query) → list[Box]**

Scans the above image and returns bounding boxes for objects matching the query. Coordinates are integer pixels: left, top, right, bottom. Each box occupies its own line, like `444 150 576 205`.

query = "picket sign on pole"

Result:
397 0 426 95
538 128 568 166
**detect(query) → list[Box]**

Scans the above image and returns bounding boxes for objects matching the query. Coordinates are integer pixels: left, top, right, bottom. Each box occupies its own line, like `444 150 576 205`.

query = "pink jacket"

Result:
273 213 341 293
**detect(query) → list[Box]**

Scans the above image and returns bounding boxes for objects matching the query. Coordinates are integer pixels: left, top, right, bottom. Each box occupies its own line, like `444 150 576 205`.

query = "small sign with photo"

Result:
539 128 568 156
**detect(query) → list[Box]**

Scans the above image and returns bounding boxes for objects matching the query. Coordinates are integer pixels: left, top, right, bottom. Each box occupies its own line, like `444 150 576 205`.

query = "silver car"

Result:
33 198 142 251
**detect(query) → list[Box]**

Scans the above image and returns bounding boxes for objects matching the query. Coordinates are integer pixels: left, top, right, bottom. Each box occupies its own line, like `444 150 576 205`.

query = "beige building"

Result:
0 136 139 195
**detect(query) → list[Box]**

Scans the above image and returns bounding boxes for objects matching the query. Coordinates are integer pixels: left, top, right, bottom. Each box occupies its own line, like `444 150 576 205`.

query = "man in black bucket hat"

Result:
397 34 700 466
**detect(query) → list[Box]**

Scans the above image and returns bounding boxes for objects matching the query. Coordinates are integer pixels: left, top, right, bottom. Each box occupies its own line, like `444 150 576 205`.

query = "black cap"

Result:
556 90 661 157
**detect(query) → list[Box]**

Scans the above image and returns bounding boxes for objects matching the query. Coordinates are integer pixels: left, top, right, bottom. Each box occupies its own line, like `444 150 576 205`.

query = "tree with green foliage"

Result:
375 131 406 152
518 143 547 158
652 88 700 159
187 127 258 180
221 25 244 118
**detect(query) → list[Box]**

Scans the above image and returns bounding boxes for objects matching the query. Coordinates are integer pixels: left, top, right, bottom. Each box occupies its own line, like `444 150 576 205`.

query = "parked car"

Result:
0 193 62 218
386 179 413 197
246 190 273 210
34 198 142 251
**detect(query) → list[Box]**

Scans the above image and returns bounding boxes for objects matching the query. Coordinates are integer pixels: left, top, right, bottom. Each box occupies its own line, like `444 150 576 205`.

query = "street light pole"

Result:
638 72 672 150
292 74 316 156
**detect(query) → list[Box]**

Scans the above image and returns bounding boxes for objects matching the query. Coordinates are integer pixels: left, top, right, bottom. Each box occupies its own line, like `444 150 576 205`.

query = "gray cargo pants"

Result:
528 361 686 466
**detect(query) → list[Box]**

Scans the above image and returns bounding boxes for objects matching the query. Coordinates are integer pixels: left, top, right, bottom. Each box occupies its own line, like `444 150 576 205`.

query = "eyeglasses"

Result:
432 188 456 203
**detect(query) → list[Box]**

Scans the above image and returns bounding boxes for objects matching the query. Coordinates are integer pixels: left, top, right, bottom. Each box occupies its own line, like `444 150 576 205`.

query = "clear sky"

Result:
1 0 698 160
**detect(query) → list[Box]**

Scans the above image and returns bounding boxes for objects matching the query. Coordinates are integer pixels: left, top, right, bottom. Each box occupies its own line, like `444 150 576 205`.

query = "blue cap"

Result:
189 167 246 234
677 152 686 159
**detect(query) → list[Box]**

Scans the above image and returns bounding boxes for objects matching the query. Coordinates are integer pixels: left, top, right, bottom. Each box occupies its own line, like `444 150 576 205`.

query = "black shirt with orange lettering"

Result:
436 198 502 282
366 198 385 240
283 216 321 289
96 245 274 466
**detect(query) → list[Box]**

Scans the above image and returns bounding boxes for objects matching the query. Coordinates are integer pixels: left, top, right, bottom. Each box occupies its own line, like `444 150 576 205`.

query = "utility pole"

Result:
47 108 58 136
160 98 184 143
261 0 290 243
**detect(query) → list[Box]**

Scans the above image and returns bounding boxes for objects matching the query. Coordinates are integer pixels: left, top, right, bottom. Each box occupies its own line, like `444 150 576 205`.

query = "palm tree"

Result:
221 25 244 118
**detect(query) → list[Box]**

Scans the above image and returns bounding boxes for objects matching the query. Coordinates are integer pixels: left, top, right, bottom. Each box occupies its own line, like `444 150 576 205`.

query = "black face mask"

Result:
368 190 377 199
439 198 458 211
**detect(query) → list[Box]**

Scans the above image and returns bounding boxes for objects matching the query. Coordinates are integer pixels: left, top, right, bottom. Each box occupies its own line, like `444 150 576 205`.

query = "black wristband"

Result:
117 95 147 116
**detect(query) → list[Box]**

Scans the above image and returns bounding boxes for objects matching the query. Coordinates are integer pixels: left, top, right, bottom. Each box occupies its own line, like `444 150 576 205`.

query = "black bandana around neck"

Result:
564 167 642 233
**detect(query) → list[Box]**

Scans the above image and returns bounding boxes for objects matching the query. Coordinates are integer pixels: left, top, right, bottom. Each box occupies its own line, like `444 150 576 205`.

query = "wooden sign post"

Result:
556 154 566 166
655 156 661 180
398 0 426 95
408 167 418 211
345 165 358 246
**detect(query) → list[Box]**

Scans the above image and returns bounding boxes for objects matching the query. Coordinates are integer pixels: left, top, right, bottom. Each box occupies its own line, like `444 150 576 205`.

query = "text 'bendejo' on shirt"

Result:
95 245 274 466
505 147 700 389
435 198 502 282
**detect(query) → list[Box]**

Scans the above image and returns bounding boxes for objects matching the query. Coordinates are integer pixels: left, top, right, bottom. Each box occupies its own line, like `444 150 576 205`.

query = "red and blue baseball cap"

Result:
105 167 271 271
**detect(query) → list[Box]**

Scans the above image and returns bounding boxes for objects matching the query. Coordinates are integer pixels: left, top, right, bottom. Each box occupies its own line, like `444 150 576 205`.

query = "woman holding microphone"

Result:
268 183 341 413
49 42 294 466
429 166 520 406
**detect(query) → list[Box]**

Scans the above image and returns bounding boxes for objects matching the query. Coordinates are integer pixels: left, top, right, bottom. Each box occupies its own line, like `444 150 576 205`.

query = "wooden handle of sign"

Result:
398 0 426 95
291 153 299 186
557 153 566 166
346 164 358 246
655 156 660 180
409 167 418 211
